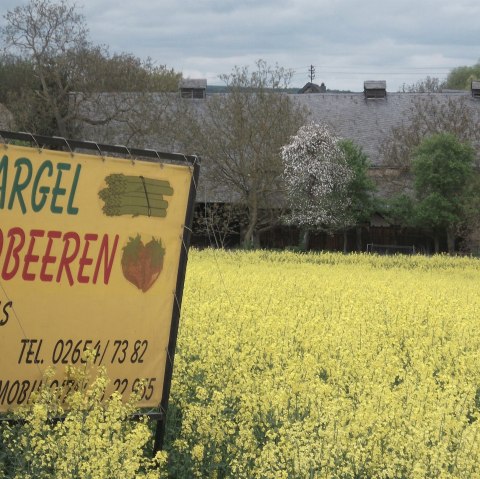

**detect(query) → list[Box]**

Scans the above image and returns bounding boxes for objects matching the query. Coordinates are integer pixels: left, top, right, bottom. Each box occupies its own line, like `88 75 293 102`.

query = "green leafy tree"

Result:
391 133 476 254
445 62 480 90
0 54 37 104
0 54 39 130
76 49 181 93
339 139 376 252
459 172 480 254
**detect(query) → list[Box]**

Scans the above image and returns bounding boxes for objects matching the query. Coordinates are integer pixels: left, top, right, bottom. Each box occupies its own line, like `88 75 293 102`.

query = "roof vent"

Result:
179 79 207 99
364 80 387 99
471 80 480 99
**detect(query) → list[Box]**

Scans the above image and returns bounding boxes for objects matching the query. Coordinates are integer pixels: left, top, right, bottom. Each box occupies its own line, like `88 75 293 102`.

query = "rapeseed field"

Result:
165 249 480 479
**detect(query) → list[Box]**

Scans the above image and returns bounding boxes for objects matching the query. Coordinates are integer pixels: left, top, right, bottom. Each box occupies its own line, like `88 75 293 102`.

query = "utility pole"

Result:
308 65 316 83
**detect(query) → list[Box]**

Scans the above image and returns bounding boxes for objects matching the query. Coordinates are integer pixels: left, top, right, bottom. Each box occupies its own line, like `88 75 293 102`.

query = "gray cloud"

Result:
1 0 479 91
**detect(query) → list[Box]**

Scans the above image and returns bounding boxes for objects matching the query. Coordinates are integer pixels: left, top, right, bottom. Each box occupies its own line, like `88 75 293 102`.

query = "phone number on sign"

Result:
16 338 149 366
52 339 149 365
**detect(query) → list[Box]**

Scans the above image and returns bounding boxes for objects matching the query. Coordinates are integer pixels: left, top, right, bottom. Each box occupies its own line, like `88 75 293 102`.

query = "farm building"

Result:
234 87 478 251
16 81 480 252
75 80 480 252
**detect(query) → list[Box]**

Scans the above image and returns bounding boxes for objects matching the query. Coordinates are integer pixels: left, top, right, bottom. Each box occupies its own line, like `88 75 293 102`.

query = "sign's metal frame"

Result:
0 130 200 453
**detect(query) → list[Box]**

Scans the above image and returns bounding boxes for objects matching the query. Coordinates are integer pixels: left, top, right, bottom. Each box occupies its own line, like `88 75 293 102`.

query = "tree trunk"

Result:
356 226 362 252
434 233 440 254
343 229 348 254
39 70 68 138
242 194 258 249
253 231 261 249
299 229 310 251
242 222 256 249
446 228 456 255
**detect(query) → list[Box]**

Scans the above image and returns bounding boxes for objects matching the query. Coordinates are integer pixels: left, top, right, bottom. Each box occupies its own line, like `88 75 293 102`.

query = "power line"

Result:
293 64 455 71
290 69 451 79
290 64 454 79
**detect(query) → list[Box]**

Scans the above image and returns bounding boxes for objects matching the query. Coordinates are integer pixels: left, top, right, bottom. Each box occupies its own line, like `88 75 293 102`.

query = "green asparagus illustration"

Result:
99 174 174 218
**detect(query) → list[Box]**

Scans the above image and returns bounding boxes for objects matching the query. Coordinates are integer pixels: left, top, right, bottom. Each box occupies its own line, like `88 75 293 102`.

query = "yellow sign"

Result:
0 143 195 411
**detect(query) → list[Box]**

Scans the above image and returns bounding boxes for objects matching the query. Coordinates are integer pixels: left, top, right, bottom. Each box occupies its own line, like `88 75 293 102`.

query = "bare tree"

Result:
1 0 181 140
193 203 246 249
399 76 445 93
2 0 89 137
379 95 480 169
180 60 308 248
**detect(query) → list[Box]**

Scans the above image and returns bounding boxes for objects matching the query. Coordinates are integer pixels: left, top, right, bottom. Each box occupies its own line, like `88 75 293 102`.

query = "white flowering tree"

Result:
282 123 353 249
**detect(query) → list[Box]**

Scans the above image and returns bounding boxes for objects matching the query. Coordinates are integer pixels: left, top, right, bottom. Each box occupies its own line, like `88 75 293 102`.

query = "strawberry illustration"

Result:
121 235 165 292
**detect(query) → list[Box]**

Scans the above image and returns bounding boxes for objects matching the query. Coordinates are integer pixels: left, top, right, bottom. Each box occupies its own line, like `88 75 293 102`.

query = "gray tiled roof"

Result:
78 90 480 168
76 90 480 202
292 91 479 166
364 80 387 90
179 79 207 89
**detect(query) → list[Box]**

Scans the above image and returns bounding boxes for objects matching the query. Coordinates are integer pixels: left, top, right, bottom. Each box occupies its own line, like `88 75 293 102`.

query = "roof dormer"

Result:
364 80 387 99
179 79 207 99
471 80 480 99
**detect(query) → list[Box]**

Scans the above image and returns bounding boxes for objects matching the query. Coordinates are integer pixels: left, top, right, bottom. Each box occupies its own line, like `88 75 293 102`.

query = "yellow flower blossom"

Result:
165 249 480 478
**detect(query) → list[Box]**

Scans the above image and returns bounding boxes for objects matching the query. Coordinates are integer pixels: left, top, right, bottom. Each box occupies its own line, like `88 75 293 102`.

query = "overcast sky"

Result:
2 0 479 91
